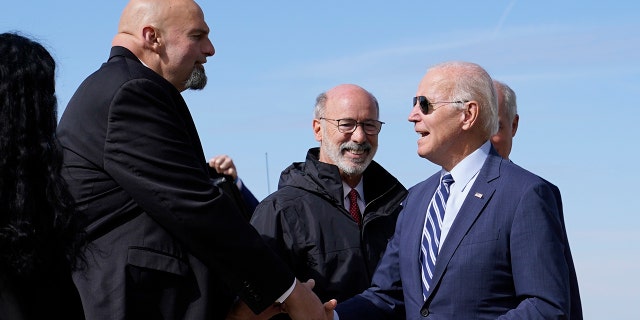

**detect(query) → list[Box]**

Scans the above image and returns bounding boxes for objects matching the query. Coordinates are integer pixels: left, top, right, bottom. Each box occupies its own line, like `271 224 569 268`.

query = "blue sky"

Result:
3 1 639 318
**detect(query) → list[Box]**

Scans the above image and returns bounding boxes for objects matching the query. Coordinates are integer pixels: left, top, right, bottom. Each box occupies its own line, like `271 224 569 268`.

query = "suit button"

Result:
420 308 429 317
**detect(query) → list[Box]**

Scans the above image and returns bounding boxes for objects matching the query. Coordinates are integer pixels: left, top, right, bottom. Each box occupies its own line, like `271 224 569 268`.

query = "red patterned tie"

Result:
348 189 362 226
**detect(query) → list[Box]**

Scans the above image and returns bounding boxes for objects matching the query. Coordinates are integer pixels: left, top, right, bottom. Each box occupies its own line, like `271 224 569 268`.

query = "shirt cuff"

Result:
275 278 297 303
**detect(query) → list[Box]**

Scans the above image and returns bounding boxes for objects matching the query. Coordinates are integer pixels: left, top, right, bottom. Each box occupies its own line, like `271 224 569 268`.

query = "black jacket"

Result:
57 47 293 319
251 148 407 303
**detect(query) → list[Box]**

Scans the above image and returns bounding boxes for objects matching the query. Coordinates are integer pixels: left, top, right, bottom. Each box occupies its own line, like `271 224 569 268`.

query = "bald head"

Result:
117 0 153 34
314 84 379 119
113 0 215 91
114 0 169 51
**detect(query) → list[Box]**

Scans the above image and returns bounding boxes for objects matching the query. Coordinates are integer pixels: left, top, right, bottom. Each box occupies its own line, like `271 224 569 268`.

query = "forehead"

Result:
325 93 378 118
417 69 452 99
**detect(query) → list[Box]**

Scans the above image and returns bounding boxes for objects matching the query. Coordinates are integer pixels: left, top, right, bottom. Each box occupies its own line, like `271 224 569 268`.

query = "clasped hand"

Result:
226 279 336 320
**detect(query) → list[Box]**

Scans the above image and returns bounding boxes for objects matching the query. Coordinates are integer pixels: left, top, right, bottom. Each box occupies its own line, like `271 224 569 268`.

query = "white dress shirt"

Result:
439 141 490 249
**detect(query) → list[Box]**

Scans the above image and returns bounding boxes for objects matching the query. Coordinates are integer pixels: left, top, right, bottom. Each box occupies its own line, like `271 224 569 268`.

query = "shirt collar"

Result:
446 140 491 191
342 179 364 200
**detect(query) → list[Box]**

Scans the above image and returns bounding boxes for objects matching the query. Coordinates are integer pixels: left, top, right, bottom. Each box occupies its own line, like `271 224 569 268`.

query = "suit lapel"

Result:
426 151 503 302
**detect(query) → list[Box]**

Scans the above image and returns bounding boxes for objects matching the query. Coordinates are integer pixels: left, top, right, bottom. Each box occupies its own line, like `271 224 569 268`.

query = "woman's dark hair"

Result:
0 32 82 277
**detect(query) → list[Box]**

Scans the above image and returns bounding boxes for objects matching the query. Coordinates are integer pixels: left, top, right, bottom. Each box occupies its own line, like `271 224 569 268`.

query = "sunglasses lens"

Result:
413 96 429 114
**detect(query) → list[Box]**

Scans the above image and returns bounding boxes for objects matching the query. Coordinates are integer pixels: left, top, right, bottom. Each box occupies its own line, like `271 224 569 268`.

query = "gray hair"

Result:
314 92 329 119
428 61 498 137
494 80 518 123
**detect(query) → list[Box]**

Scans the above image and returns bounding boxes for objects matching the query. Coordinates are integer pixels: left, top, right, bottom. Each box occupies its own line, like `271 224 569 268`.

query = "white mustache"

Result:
340 142 371 152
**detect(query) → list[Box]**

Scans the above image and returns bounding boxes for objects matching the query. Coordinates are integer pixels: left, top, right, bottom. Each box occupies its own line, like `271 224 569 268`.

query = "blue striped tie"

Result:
420 173 454 300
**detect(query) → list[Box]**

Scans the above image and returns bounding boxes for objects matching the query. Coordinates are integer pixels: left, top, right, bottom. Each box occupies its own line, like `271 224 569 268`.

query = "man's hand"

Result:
283 279 332 320
324 299 337 320
209 154 238 180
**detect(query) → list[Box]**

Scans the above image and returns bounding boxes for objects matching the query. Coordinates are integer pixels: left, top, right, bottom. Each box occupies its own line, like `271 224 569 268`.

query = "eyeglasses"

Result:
413 96 468 114
319 118 384 135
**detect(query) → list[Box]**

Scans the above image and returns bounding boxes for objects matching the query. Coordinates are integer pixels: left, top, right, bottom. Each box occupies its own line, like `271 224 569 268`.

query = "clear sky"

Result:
3 1 639 318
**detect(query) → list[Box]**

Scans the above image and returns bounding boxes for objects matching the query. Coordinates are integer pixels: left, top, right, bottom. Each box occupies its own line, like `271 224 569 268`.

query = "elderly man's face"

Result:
408 70 466 165
315 87 379 178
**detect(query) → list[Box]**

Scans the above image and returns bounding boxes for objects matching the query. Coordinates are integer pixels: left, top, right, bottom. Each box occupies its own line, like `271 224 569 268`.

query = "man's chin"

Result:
185 67 207 90
343 159 371 174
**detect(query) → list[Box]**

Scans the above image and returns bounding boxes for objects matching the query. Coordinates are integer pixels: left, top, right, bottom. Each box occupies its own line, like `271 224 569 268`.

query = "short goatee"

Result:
185 66 207 90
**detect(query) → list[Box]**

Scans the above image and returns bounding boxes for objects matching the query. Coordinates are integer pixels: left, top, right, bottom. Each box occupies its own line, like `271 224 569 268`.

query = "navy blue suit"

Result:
337 148 577 319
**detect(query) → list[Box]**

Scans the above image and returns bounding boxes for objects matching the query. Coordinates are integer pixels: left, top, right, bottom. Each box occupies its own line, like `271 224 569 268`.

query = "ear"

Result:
461 101 479 131
142 26 161 52
511 114 519 137
313 118 323 142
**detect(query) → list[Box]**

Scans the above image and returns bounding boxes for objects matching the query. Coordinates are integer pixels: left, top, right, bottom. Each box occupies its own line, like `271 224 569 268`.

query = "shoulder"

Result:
95 47 174 94
257 186 319 210
364 161 405 188
253 187 303 217
488 161 561 207
407 173 440 193
499 160 554 189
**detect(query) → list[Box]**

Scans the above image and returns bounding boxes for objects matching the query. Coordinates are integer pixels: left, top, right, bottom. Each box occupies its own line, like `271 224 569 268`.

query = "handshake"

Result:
226 279 337 320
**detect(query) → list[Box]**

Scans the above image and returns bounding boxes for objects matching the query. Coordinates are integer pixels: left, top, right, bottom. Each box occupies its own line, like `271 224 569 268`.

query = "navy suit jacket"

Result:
337 148 577 319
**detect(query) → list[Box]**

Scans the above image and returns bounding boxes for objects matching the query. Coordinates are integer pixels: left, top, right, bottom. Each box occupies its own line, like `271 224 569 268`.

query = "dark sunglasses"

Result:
413 96 468 114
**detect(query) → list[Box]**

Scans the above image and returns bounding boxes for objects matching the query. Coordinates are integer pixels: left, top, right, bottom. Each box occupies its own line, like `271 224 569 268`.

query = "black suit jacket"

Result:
57 46 292 319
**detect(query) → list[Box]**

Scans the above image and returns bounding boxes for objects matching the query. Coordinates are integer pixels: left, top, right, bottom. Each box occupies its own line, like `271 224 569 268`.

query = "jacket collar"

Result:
278 147 405 209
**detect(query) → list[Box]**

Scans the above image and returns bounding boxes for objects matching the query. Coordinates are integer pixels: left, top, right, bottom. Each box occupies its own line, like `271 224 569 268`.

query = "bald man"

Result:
57 1 328 319
250 84 407 319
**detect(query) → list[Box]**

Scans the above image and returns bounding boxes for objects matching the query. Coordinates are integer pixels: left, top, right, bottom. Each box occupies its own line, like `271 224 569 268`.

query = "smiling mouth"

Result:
347 149 366 155
342 145 370 157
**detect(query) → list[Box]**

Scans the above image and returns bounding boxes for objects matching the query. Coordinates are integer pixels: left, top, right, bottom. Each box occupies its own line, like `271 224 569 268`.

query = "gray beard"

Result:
185 66 207 90
321 129 376 176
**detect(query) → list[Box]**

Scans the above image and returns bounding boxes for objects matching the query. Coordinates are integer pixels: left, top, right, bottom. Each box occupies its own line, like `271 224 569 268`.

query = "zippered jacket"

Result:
251 147 407 303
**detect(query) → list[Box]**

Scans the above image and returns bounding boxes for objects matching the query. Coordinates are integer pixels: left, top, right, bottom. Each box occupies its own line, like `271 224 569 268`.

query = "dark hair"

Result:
0 32 82 277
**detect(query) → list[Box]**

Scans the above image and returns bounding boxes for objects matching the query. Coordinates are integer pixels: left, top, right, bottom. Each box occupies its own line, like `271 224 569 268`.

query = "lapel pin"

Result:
474 192 483 198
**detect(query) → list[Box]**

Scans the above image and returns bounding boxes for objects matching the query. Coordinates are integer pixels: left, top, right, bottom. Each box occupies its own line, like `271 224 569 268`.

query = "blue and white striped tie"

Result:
420 173 454 300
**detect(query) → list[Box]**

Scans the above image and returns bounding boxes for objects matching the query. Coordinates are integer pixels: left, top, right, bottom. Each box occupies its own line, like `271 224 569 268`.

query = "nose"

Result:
408 103 421 123
204 38 215 57
350 124 367 143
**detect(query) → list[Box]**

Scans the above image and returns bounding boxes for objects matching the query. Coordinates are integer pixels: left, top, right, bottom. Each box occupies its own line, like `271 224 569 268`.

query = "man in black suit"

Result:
57 0 330 319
